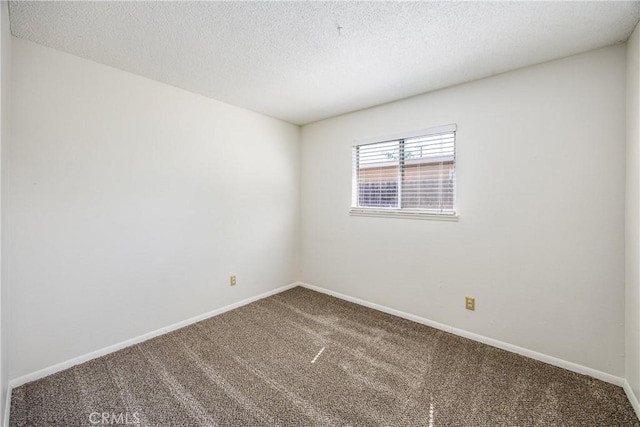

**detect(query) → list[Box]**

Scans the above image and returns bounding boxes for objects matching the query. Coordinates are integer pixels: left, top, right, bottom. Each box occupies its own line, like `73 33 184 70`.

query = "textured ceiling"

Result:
8 1 640 125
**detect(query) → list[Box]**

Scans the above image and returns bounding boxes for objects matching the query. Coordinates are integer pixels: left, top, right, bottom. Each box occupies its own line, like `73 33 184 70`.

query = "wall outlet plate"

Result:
465 296 475 311
230 276 237 286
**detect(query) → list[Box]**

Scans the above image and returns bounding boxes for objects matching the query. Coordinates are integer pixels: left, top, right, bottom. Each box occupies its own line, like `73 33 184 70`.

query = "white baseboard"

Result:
624 380 640 420
298 282 624 387
3 384 11 427
8 282 299 391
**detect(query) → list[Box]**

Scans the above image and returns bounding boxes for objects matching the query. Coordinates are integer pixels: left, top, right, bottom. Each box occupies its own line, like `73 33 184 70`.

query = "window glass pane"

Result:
404 133 455 161
358 166 398 208
401 162 454 211
357 140 399 208
401 132 455 212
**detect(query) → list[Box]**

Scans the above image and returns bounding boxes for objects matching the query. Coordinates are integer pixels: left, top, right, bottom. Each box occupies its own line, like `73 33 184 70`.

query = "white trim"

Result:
350 209 459 221
3 384 11 427
8 282 299 390
353 123 457 146
298 282 624 387
624 379 640 420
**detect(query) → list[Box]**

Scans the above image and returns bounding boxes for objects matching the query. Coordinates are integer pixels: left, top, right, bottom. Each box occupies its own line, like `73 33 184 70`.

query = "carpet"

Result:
10 287 639 426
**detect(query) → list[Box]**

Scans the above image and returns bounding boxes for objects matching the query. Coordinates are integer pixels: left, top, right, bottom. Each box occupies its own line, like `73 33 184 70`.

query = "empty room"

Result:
1 0 640 425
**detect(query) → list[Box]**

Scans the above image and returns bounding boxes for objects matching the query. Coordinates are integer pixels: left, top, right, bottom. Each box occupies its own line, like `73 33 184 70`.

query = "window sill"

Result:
349 209 459 221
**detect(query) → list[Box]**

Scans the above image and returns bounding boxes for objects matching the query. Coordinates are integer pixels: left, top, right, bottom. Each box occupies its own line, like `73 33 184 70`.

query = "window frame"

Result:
350 124 458 221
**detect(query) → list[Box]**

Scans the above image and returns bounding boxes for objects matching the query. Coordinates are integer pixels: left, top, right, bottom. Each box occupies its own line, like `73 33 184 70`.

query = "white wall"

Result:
0 0 9 421
300 45 627 377
8 38 300 379
627 21 640 404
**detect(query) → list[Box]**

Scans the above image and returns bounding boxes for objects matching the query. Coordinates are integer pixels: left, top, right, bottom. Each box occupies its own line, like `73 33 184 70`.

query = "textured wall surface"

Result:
300 45 627 377
8 38 300 379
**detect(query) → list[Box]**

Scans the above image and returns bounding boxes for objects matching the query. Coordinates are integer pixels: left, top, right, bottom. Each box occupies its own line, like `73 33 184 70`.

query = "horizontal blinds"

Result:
352 130 455 214
352 140 400 208
401 132 455 213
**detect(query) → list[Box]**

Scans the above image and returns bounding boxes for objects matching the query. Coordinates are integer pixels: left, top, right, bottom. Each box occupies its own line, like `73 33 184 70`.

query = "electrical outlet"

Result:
230 275 237 286
465 297 475 311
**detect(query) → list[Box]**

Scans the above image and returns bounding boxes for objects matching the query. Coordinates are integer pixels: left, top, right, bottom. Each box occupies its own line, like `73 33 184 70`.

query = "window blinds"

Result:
352 127 456 215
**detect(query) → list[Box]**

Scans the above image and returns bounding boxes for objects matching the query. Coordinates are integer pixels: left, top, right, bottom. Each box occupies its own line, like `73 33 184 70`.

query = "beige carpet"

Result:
10 287 639 426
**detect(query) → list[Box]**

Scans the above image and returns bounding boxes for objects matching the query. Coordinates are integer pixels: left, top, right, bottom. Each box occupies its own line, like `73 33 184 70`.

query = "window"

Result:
351 124 456 219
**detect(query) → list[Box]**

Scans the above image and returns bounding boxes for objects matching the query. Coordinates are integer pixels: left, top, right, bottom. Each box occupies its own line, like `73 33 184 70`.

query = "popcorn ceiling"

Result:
8 1 640 125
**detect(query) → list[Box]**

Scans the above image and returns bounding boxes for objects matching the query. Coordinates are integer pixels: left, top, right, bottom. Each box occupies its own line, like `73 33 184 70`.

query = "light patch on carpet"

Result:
311 347 325 364
139 346 218 426
429 400 434 427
